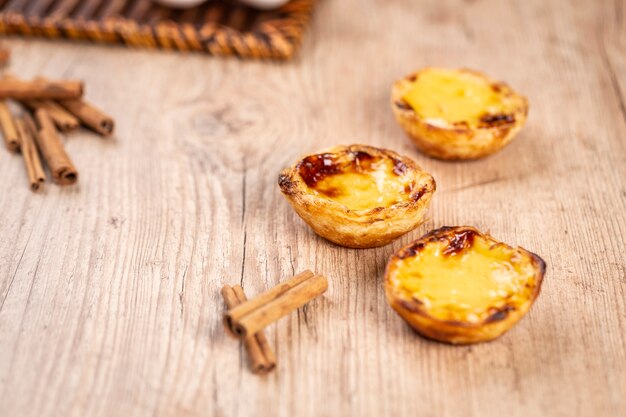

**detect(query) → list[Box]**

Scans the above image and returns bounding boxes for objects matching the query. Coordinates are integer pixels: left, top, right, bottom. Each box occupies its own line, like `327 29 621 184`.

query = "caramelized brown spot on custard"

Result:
297 153 341 188
491 83 503 93
351 150 375 170
396 227 475 260
478 113 515 128
485 305 515 323
319 186 340 198
397 242 426 259
392 158 408 176
298 151 379 188
442 229 477 256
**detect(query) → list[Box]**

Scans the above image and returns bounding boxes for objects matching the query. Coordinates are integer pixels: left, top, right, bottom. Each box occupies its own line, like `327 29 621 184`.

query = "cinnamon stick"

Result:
221 285 276 374
34 76 113 135
232 285 277 369
33 109 78 185
21 99 80 132
0 78 83 100
0 101 19 151
224 270 314 334
58 98 114 136
15 117 46 191
8 75 80 132
225 271 328 338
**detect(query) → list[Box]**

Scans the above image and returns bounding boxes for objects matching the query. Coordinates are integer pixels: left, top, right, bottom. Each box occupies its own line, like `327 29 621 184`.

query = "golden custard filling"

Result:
390 233 536 323
297 151 414 211
402 69 514 128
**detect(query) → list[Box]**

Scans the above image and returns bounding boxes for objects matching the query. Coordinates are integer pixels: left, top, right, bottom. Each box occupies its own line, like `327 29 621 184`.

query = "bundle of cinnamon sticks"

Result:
221 270 328 374
0 74 114 191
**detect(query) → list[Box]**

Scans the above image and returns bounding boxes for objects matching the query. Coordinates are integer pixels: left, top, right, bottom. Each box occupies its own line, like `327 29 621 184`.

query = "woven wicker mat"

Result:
0 0 315 59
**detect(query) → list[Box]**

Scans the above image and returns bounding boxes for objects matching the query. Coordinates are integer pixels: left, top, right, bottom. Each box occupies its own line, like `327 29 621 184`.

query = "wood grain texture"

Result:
0 0 624 416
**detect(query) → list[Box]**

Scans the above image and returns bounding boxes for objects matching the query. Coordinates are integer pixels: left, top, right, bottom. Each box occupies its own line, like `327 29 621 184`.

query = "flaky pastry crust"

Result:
384 226 546 344
278 145 436 248
391 68 528 160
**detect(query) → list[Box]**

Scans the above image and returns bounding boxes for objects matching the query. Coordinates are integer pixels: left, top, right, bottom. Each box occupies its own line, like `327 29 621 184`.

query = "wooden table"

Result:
0 1 624 416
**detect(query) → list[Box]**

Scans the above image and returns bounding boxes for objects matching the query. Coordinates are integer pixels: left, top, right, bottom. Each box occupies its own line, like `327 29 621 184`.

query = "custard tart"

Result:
392 68 528 160
278 145 436 248
385 226 545 344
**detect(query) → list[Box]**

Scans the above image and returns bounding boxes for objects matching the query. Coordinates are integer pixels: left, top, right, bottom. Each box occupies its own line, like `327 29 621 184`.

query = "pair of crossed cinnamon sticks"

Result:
221 270 328 374
0 76 114 190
